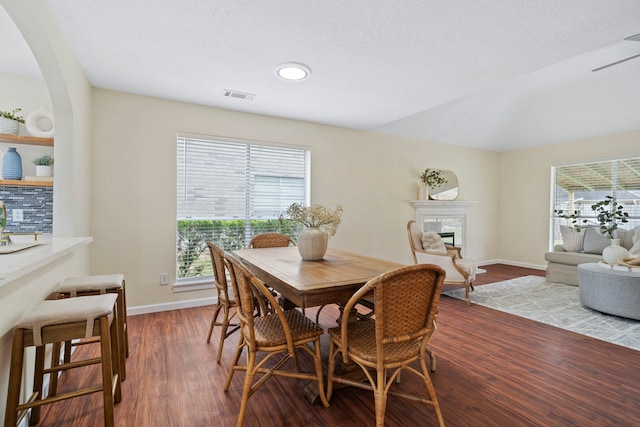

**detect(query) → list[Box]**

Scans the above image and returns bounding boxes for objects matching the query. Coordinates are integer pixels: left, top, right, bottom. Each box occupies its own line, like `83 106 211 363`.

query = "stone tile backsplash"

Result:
0 185 53 233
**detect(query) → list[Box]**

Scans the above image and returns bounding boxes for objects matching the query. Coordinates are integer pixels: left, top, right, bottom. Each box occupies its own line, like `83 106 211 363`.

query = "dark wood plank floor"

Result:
33 264 640 426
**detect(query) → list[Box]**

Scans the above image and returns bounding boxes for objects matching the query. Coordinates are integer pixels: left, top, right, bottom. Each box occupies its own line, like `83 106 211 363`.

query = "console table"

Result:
577 263 640 320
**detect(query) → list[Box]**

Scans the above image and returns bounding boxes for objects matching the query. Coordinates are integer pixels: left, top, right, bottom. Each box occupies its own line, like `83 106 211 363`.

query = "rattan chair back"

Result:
223 253 330 426
327 263 446 427
248 232 295 248
205 242 240 361
206 242 233 304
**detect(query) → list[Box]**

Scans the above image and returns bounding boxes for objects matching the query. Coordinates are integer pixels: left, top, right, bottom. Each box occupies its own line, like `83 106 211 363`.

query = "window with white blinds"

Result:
551 156 640 247
176 134 309 280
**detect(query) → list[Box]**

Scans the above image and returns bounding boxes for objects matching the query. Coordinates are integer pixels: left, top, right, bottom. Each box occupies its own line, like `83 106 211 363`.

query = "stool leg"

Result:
121 280 129 358
116 288 127 380
30 345 46 424
63 339 72 364
48 341 62 397
109 314 122 404
4 329 25 427
100 316 116 427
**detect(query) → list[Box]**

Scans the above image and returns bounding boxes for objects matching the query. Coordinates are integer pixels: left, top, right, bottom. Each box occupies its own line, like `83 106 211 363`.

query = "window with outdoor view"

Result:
176 134 309 281
551 156 640 248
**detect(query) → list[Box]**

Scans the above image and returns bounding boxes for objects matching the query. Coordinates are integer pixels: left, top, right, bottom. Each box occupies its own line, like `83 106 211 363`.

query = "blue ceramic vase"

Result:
2 147 23 180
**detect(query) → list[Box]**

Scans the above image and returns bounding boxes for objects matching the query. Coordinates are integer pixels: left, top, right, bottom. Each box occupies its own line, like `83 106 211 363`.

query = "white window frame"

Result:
550 156 640 250
175 133 310 291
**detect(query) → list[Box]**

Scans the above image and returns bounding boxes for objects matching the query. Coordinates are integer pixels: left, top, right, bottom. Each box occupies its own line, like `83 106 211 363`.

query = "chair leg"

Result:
374 367 388 427
325 340 337 401
465 280 471 305
312 340 330 407
224 339 244 391
206 303 222 343
419 357 445 426
427 347 437 372
236 350 257 427
216 304 231 363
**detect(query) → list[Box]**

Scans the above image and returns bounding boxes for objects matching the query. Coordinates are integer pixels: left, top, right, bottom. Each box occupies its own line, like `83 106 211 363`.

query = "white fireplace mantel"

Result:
411 200 478 256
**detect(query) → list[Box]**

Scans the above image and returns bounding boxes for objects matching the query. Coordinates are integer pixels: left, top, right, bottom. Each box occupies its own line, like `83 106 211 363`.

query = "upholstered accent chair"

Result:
407 220 477 305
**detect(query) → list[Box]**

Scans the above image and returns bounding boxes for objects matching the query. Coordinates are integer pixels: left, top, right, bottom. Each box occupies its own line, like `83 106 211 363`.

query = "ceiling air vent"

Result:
223 90 255 101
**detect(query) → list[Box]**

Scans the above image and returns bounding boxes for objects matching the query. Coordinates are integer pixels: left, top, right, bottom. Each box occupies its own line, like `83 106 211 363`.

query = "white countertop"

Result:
0 236 92 297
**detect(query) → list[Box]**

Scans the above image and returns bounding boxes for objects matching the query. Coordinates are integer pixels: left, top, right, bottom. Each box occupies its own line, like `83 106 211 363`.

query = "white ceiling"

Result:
2 1 640 152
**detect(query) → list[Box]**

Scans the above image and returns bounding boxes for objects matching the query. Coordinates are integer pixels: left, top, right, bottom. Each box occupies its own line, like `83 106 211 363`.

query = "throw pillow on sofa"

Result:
583 226 611 254
560 225 584 252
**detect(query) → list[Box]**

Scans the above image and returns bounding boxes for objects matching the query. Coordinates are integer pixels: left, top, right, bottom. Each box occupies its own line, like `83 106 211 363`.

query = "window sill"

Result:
172 278 215 293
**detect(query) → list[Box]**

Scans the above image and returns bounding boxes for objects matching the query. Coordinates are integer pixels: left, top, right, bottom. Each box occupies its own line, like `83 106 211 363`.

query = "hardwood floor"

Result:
33 264 640 426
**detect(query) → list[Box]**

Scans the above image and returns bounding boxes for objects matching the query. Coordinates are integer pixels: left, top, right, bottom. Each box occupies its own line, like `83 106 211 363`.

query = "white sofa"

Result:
545 227 636 286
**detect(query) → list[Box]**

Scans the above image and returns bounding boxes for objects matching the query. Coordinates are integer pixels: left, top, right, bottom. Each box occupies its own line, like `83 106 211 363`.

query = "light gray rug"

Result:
443 276 640 352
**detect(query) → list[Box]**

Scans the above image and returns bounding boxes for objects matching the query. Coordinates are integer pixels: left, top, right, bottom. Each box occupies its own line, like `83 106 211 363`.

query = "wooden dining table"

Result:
231 246 406 310
232 246 407 403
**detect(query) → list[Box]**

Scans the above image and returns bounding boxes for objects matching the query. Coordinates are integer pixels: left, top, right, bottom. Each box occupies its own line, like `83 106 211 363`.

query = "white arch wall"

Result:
1 0 92 237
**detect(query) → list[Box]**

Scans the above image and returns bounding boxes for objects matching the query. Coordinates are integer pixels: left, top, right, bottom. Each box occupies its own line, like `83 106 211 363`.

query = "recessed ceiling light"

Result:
275 63 311 81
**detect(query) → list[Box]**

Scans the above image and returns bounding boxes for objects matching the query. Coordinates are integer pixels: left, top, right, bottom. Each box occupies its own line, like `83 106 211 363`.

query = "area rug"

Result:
443 276 640 351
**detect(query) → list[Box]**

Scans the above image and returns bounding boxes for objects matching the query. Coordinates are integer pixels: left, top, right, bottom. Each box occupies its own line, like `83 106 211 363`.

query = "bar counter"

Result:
0 236 92 298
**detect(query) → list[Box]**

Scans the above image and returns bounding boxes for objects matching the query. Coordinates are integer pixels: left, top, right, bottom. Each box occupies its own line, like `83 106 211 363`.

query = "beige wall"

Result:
498 131 640 267
91 88 501 308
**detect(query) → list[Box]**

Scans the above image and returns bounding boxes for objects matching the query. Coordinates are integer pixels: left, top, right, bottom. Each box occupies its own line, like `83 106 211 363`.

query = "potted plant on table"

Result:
0 109 25 135
555 195 630 264
280 203 343 260
33 154 54 177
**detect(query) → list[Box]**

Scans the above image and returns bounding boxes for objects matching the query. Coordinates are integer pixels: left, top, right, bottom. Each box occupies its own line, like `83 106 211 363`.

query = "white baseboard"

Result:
128 297 216 316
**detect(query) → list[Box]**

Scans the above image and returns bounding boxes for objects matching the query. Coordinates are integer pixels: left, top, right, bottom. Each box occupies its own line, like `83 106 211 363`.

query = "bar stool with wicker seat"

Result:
49 274 128 385
326 263 446 427
4 294 122 427
205 242 240 363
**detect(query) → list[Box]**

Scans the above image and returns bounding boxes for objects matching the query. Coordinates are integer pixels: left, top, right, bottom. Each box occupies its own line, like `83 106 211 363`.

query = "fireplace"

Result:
411 200 477 256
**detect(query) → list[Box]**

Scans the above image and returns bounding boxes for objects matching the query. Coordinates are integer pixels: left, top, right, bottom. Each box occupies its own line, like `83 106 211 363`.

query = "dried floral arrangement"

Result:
281 203 343 237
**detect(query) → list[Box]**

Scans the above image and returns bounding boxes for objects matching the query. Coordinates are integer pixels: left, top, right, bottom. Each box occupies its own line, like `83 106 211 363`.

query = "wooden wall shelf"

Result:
0 133 54 147
0 179 53 187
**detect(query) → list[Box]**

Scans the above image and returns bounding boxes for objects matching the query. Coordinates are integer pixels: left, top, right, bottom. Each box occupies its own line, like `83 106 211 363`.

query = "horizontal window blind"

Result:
551 156 640 246
177 135 309 280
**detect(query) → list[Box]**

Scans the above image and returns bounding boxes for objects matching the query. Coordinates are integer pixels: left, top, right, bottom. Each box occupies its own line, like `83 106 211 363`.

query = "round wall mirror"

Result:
429 169 459 200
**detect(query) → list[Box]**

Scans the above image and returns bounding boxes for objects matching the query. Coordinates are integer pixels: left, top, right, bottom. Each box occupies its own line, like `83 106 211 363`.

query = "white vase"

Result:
297 227 329 261
602 238 629 265
25 107 54 138
417 183 429 200
35 165 52 177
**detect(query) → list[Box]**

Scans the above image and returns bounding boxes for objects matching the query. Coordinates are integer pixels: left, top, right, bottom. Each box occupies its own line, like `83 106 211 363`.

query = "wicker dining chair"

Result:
205 242 240 363
223 253 329 426
326 263 446 427
248 232 296 248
